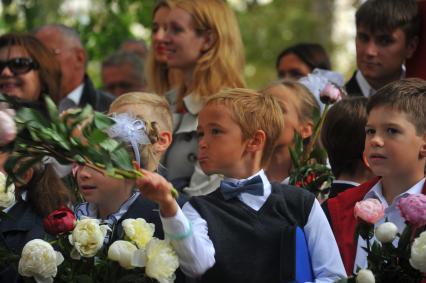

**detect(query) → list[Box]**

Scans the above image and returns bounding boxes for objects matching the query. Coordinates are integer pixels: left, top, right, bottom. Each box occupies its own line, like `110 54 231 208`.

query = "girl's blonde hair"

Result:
175 0 246 107
109 92 172 172
262 79 320 126
146 0 181 96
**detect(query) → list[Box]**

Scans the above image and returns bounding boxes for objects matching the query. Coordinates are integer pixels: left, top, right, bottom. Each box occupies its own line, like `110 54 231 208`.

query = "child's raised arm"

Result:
135 169 178 217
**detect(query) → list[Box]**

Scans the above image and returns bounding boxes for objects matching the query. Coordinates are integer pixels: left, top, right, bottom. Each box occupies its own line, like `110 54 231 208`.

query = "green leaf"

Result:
94 112 114 129
44 95 59 123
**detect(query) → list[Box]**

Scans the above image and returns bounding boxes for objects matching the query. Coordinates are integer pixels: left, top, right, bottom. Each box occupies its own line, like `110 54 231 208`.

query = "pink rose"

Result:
319 83 343 104
398 194 426 228
354 198 385 224
0 110 17 146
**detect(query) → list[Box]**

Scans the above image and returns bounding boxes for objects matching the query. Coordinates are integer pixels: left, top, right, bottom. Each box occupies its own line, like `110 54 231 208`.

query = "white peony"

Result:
108 240 138 269
410 231 426 272
375 222 398 244
18 239 64 283
69 218 109 258
0 171 15 208
356 269 375 283
122 218 155 249
145 238 179 283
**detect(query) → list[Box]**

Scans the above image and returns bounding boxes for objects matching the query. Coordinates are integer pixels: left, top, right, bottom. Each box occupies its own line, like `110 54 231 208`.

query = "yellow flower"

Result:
18 239 64 283
0 171 15 208
69 218 108 258
145 238 179 283
122 218 155 249
108 240 138 269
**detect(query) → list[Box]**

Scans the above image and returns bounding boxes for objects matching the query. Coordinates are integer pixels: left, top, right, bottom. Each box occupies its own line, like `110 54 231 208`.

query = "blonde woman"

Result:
146 0 180 96
163 0 246 196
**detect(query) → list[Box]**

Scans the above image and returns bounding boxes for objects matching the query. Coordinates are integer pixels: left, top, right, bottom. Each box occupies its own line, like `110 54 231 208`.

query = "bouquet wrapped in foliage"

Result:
16 207 180 283
288 77 344 199
337 195 426 283
0 93 177 197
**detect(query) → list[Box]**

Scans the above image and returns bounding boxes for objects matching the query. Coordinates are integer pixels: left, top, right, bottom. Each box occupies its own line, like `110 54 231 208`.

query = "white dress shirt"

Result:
355 66 406 97
161 170 346 282
354 177 426 273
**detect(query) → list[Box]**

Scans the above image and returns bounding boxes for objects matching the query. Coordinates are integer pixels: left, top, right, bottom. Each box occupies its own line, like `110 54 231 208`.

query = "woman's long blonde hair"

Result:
175 0 246 105
146 0 180 96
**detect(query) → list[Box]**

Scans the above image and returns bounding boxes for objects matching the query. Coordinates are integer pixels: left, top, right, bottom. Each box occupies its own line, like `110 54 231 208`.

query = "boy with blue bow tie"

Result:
137 88 346 283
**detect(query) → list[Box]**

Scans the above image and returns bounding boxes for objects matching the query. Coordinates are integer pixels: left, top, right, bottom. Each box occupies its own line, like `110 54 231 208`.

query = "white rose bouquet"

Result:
15 207 180 283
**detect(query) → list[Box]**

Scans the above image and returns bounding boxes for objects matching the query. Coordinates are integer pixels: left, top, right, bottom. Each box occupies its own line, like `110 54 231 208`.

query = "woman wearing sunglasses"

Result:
0 33 61 104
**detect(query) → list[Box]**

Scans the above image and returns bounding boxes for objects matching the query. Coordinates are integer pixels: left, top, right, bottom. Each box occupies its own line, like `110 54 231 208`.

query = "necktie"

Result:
220 175 264 200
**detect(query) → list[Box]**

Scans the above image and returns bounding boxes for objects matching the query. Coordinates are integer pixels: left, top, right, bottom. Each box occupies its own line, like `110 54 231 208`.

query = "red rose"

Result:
304 172 316 185
43 207 76 236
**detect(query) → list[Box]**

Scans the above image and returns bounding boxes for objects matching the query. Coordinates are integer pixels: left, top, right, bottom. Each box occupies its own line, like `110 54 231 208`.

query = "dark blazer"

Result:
345 71 364 97
328 182 357 198
0 201 50 283
79 75 115 113
110 195 164 243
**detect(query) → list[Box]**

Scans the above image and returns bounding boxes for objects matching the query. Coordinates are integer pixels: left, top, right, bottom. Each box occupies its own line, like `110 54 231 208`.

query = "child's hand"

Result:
135 168 178 217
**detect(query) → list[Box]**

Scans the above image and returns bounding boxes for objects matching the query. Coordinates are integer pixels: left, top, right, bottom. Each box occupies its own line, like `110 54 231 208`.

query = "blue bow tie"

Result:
220 175 264 200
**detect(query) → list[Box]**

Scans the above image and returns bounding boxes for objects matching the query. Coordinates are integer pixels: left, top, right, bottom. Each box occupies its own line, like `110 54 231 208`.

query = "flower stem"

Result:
302 104 329 162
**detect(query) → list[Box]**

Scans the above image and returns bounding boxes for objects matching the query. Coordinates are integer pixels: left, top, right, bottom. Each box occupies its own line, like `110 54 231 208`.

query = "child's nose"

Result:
77 166 91 179
365 41 378 57
369 134 384 147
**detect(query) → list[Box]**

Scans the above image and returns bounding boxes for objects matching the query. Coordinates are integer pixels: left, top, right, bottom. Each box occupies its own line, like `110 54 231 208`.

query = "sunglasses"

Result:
0 57 39 75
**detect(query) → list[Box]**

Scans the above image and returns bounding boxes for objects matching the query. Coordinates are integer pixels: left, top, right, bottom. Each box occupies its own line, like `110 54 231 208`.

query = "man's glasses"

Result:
0 57 39 75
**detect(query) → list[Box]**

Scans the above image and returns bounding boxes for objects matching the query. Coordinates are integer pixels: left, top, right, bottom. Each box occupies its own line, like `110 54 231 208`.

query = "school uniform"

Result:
326 177 426 275
75 192 163 243
0 200 50 283
161 170 346 283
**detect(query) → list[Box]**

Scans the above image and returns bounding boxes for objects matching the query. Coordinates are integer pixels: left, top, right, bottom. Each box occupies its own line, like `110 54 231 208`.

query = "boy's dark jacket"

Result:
326 177 426 275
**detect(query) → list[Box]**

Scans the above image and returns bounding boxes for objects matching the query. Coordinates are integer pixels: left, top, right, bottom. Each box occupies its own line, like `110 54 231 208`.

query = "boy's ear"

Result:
154 131 172 155
299 122 314 139
246 130 266 153
405 35 419 59
201 30 217 52
420 134 426 158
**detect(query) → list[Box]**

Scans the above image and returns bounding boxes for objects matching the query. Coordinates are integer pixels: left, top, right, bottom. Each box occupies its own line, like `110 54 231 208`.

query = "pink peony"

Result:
0 110 17 146
354 198 385 224
319 83 343 104
398 194 426 227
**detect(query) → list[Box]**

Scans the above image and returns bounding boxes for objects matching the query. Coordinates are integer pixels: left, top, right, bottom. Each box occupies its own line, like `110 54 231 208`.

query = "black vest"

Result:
189 183 315 283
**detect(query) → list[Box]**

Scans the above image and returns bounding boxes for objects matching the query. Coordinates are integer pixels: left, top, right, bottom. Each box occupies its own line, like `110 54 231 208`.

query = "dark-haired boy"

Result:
137 88 346 282
346 0 420 97
327 78 426 274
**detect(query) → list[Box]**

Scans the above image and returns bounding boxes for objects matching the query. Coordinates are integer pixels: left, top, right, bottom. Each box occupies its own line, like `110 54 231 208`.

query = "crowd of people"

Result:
0 0 425 282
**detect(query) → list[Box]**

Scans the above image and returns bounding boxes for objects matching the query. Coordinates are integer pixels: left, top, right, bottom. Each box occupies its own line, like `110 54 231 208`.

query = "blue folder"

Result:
280 226 314 283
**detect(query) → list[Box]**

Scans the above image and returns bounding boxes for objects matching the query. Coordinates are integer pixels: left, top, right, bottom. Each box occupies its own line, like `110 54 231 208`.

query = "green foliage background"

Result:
0 0 359 89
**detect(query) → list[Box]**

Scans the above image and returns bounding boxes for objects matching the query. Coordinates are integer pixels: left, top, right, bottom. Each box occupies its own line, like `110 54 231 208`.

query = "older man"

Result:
35 24 115 112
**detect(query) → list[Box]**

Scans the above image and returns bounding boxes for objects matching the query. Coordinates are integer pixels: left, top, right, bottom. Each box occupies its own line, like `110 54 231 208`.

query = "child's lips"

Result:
369 153 386 162
81 185 96 191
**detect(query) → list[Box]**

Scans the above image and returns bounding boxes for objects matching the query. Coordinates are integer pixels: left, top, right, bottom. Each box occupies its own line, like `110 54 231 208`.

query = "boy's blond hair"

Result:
367 78 426 135
204 88 284 167
109 92 173 171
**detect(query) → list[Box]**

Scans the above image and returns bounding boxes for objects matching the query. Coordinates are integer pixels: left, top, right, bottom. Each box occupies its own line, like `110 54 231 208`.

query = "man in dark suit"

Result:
34 24 115 112
346 0 420 97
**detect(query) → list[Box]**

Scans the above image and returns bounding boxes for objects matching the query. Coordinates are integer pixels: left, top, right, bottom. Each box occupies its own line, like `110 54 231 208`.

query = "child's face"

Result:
364 106 426 179
356 26 417 86
197 103 251 178
76 165 134 206
269 86 302 147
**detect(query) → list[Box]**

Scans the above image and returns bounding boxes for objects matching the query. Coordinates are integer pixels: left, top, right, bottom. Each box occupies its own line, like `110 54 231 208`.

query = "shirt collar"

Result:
75 191 140 226
364 177 425 207
66 83 84 105
356 66 406 97
183 93 204 115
